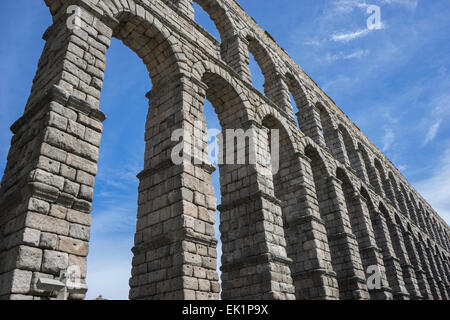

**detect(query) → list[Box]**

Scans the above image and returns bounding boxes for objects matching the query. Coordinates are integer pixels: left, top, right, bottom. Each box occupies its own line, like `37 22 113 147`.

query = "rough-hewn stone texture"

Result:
0 0 448 300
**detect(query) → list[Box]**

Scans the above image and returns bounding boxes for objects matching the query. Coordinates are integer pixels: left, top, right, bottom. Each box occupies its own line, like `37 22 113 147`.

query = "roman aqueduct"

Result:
0 0 449 300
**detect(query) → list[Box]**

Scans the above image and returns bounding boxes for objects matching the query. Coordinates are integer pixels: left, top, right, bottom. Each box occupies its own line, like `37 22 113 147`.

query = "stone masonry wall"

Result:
0 0 448 300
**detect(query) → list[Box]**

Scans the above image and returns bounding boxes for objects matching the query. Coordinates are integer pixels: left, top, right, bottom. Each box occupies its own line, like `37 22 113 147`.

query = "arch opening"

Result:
192 1 222 41
247 37 277 97
285 73 305 130
86 36 150 300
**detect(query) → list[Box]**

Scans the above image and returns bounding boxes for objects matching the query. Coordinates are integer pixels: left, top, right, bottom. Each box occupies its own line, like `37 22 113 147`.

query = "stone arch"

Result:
387 172 406 216
192 0 237 41
410 194 426 230
113 12 184 85
161 0 237 42
316 103 337 154
245 35 290 110
284 72 309 130
359 144 382 195
190 68 296 300
255 103 300 150
423 210 437 241
417 201 430 234
0 2 197 300
285 73 309 111
374 164 395 209
246 36 277 82
399 184 417 224
360 187 375 210
186 68 297 300
338 125 367 182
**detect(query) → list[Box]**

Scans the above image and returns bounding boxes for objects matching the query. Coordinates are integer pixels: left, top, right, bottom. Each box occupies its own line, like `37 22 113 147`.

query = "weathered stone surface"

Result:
40 233 58 250
16 246 43 271
58 236 89 256
42 250 69 274
0 0 448 302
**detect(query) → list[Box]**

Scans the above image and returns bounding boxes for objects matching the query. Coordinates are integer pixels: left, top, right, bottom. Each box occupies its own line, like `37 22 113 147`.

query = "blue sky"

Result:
0 0 449 300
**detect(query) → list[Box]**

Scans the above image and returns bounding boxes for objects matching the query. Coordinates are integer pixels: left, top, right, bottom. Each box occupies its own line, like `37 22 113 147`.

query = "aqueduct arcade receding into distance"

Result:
0 0 449 300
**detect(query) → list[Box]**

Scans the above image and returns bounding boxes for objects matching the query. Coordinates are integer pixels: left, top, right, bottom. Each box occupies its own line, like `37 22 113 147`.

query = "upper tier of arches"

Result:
43 0 449 250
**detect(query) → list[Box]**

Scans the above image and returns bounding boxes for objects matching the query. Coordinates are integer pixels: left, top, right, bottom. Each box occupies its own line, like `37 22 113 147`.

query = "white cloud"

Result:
424 120 441 145
379 0 419 10
381 126 395 152
323 49 370 63
421 93 450 145
331 28 371 42
333 0 370 13
415 148 450 225
333 0 419 11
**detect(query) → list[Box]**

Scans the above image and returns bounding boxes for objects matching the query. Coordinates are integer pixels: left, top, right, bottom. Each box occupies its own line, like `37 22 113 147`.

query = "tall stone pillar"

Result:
331 130 351 168
402 192 418 225
363 156 385 199
221 35 252 83
345 192 392 300
402 231 432 300
370 211 409 299
386 221 421 299
353 149 370 185
287 153 339 300
415 240 442 300
425 246 449 300
319 175 369 300
393 187 410 220
424 214 438 243
381 179 398 210
297 104 326 148
416 209 428 235
219 121 295 300
0 5 113 299
265 73 296 117
129 77 221 300
405 197 418 226
434 252 450 299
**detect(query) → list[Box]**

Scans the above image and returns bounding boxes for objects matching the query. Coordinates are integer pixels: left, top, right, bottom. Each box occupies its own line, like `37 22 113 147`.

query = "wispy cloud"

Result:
331 28 371 42
382 127 395 152
322 49 370 63
379 0 419 10
415 148 450 224
421 92 450 145
424 121 441 145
